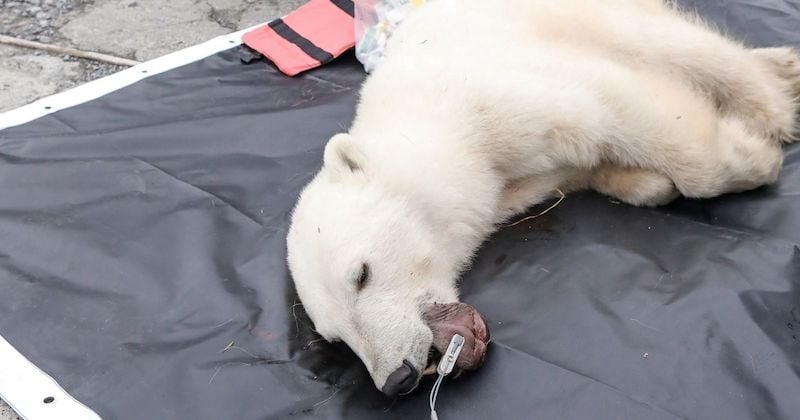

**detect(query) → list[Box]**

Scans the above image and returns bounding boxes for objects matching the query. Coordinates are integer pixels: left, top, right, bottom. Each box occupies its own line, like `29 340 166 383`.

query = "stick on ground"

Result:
0 34 141 67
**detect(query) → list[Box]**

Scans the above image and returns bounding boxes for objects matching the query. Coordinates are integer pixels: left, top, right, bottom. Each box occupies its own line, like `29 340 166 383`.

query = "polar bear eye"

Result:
357 263 370 292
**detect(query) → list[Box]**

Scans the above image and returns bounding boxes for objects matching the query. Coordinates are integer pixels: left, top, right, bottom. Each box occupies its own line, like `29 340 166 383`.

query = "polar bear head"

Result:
286 133 489 396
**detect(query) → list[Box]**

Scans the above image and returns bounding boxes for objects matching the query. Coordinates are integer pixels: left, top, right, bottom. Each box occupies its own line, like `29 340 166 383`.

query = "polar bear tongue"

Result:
423 302 490 371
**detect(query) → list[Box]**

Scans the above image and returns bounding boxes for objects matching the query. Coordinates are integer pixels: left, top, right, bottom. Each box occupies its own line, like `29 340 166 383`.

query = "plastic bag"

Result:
354 0 427 72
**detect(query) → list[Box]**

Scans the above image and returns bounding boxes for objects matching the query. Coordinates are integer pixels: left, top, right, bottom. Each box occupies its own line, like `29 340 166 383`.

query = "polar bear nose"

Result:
381 360 420 396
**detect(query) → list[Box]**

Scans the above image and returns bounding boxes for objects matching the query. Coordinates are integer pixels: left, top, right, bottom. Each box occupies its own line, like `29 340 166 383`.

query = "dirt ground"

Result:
0 1 303 417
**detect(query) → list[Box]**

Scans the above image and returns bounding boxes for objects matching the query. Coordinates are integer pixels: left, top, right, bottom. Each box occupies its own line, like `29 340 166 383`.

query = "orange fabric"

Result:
283 0 355 56
241 0 355 77
242 26 321 76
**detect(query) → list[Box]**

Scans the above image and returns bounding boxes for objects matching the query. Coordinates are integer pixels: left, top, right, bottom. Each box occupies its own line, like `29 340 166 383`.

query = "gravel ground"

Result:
2 0 85 44
1 0 126 89
0 401 19 420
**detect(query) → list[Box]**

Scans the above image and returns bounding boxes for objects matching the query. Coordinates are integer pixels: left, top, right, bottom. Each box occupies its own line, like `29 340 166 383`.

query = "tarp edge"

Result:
0 22 275 131
0 335 102 420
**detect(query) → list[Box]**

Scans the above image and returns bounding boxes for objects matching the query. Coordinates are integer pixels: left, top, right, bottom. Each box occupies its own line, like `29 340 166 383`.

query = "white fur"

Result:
286 0 800 391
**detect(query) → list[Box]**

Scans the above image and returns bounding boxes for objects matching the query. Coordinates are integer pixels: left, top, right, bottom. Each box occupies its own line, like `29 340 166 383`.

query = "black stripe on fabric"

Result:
268 19 334 63
330 0 355 17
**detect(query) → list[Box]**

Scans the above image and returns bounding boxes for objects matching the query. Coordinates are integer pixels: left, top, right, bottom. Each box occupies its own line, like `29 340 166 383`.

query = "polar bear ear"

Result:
323 133 366 181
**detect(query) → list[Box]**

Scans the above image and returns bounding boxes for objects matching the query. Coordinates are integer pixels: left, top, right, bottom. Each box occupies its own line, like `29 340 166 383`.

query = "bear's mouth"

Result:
421 302 490 375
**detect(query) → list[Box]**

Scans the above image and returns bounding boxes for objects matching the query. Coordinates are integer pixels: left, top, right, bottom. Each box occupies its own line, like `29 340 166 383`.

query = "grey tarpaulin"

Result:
1 1 799 419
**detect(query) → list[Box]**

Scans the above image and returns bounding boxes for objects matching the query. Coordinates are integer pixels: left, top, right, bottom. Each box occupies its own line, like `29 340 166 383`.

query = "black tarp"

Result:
1 1 799 419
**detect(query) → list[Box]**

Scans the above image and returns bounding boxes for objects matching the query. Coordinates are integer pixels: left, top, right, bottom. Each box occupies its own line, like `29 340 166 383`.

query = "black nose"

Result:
381 360 420 396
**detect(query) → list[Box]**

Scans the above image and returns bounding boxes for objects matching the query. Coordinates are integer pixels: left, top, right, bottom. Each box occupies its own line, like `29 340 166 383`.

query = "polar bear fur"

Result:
286 0 800 394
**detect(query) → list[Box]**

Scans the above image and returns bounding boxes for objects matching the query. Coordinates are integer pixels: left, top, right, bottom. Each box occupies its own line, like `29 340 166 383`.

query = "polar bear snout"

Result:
424 302 491 371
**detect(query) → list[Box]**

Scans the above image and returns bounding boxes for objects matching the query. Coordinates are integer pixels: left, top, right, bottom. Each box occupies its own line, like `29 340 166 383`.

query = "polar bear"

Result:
286 0 800 396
